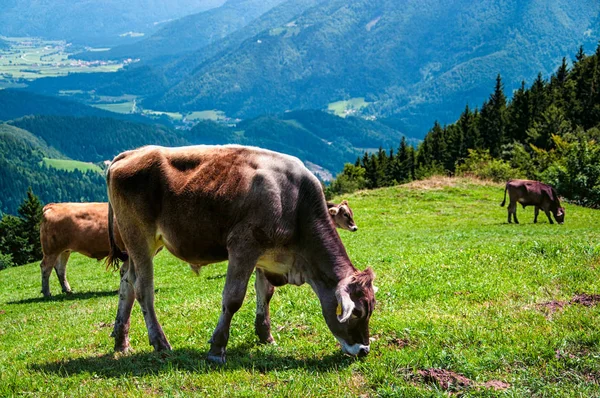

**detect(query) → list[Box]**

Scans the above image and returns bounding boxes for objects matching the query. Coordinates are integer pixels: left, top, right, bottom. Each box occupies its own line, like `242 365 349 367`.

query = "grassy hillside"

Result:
41 158 103 173
2 178 600 396
0 123 106 214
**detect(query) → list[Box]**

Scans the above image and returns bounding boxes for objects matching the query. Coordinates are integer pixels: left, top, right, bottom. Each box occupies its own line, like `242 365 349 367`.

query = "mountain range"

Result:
0 0 225 46
79 0 288 62
24 0 600 139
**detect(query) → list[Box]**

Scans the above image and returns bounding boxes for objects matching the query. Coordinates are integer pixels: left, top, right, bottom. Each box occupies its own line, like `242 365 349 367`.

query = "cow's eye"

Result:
345 213 351 219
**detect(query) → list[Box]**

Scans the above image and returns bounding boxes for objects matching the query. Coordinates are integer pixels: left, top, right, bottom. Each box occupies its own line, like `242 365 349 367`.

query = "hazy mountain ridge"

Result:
0 0 226 46
82 0 288 62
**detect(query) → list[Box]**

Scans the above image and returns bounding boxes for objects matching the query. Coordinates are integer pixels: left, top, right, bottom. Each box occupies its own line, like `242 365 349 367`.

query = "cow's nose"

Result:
351 226 358 232
357 345 369 357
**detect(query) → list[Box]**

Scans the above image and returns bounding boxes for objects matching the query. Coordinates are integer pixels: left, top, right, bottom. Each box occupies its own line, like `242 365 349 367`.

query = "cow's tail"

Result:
500 182 508 207
106 166 128 270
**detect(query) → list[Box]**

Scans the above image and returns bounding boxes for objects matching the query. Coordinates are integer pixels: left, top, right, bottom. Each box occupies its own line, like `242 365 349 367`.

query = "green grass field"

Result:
185 110 226 122
41 158 103 173
91 101 135 114
2 177 600 396
328 97 370 117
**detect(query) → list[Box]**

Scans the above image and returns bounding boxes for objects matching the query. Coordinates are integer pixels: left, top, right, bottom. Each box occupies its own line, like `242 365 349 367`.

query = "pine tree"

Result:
507 81 531 143
479 74 507 157
17 187 43 261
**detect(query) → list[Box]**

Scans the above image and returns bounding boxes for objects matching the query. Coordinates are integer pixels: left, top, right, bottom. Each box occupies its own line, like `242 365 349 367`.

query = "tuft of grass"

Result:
1 178 600 396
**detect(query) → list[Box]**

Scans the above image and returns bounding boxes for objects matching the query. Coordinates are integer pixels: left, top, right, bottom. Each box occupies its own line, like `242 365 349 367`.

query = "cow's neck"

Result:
302 217 356 287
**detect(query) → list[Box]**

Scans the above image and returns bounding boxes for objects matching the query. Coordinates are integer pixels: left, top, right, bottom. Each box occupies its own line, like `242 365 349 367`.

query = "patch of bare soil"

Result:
536 293 600 315
417 369 510 392
418 368 472 391
484 380 511 391
571 293 600 306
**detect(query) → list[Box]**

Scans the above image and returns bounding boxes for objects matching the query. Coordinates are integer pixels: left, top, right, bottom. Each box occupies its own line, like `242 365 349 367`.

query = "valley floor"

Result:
1 177 600 396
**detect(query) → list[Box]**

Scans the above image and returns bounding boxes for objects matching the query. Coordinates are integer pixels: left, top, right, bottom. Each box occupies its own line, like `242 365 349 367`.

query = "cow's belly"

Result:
257 249 304 285
159 234 228 266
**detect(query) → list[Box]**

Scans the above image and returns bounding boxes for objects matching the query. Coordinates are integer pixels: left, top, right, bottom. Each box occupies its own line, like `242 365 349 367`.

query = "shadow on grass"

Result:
29 346 356 378
7 289 118 305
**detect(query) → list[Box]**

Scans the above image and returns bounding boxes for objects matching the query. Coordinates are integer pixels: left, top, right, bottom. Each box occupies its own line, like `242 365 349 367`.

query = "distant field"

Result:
41 157 103 173
0 37 125 81
143 109 184 121
91 101 135 114
2 177 600 396
328 97 370 117
185 110 227 121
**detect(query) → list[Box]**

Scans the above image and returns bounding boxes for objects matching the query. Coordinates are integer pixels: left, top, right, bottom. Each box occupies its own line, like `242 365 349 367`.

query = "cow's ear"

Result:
329 207 339 216
341 200 348 206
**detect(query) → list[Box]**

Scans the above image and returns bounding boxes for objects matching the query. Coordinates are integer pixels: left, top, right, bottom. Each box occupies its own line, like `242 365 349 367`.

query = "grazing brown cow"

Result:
500 179 565 224
327 200 358 232
39 202 124 297
106 145 376 363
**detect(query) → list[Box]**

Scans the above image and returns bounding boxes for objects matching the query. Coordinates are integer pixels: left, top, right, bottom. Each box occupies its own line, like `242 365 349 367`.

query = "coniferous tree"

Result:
17 187 43 260
507 81 531 143
479 74 507 156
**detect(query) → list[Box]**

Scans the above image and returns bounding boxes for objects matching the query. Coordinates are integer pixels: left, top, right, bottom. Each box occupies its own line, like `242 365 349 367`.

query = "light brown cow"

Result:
106 145 376 364
39 202 124 297
38 199 352 298
327 200 358 232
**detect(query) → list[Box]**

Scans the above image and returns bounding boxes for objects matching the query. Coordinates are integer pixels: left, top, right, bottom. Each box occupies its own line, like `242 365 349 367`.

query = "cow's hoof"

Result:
114 342 132 353
64 290 73 295
151 338 172 352
258 335 276 345
207 353 226 365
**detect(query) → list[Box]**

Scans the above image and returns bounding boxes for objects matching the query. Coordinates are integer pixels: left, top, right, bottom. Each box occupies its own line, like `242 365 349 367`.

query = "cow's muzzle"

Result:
337 337 370 356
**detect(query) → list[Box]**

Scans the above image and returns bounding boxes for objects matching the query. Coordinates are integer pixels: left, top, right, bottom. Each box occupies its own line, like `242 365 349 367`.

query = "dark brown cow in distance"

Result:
327 200 358 232
39 202 124 297
106 145 376 364
500 179 565 224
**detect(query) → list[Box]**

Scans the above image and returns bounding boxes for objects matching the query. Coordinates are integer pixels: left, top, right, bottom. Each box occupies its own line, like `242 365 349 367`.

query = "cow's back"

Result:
107 145 326 264
41 202 112 259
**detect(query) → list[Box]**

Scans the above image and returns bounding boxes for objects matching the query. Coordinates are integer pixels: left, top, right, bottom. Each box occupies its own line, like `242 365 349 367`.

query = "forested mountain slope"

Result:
149 0 599 137
83 0 287 61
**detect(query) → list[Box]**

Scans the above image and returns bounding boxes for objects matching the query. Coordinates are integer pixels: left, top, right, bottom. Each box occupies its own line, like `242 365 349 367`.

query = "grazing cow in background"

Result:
106 145 376 364
328 200 358 232
39 202 124 297
500 179 565 224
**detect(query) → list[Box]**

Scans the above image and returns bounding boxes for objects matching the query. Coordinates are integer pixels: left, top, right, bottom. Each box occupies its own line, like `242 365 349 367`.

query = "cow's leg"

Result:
545 210 554 224
509 201 519 224
534 206 539 224
40 253 58 297
208 241 260 364
255 269 276 344
133 251 171 352
112 259 135 352
54 251 72 294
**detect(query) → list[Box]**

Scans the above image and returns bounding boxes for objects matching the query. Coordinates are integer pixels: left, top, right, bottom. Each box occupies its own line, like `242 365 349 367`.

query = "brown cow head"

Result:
328 200 358 232
321 267 376 356
555 207 565 224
